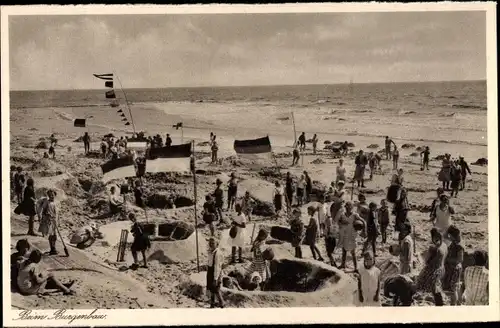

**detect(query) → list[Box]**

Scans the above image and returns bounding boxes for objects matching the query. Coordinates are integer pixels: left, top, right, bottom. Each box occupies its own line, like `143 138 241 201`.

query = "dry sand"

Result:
9 104 489 309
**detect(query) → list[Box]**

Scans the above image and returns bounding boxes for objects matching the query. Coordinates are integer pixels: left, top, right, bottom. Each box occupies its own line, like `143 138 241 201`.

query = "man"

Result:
304 171 312 202
207 237 225 308
458 156 472 190
298 132 306 152
420 146 431 170
292 147 300 166
341 141 349 156
213 179 224 224
83 132 91 154
165 134 172 147
385 136 396 160
38 189 59 255
354 150 368 188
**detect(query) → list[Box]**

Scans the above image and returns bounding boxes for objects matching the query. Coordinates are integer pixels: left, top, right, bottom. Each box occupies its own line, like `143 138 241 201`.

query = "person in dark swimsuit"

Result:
129 213 151 270
285 172 294 209
22 178 38 236
420 146 430 170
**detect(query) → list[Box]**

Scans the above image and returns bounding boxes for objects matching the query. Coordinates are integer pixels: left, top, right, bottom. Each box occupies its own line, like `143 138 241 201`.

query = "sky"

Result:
9 11 487 90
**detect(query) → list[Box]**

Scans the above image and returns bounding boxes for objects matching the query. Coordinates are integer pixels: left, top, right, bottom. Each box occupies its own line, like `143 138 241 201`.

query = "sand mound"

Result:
416 146 424 151
434 155 446 161
74 136 85 142
146 193 176 209
252 199 275 217
410 152 419 157
311 158 325 164
11 156 37 167
30 158 66 176
472 158 488 166
35 140 49 149
401 143 416 149
324 140 331 145
197 141 211 147
367 144 379 149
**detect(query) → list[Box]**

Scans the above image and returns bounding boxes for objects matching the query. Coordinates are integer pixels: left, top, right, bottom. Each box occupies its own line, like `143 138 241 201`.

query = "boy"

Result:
213 179 224 224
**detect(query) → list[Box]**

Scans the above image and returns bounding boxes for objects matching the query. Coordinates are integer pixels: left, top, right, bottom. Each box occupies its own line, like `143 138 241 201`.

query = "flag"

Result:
146 143 192 173
120 113 126 117
122 118 128 122
105 81 114 88
93 73 114 81
106 90 116 99
125 122 131 126
101 156 136 182
234 136 272 154
117 109 123 113
73 119 86 128
172 122 183 130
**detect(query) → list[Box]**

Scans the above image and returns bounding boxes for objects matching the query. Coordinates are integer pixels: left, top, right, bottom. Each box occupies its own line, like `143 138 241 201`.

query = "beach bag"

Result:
387 185 400 203
229 226 238 238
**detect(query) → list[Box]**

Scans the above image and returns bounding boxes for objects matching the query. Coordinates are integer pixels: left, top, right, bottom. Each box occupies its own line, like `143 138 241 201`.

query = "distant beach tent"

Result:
234 136 272 154
73 118 86 128
146 143 192 173
101 156 136 182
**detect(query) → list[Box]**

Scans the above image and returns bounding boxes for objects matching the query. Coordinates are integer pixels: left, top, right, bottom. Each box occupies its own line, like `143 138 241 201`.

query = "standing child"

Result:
305 206 324 261
362 202 379 257
38 189 59 255
246 229 269 285
338 202 365 271
227 173 238 211
213 179 224 224
230 204 246 264
129 213 151 270
450 163 462 198
14 167 25 205
368 153 377 180
203 195 217 236
285 172 294 209
398 222 414 275
304 171 312 203
378 199 390 244
312 134 318 154
290 208 305 259
392 147 400 170
292 147 300 166
272 181 284 217
207 237 225 308
356 251 381 307
443 225 464 305
241 191 254 222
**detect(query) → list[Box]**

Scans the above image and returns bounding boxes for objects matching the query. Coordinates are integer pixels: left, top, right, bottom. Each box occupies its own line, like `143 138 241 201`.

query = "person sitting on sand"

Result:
378 199 390 244
298 132 306 151
83 132 91 154
230 203 246 264
70 222 102 250
285 172 295 209
14 166 26 205
17 249 75 296
11 239 31 292
336 158 346 184
296 175 306 206
420 146 431 170
450 162 462 198
290 208 305 259
392 147 400 170
272 181 284 217
227 173 238 211
384 274 416 306
312 134 318 154
38 189 59 255
108 186 125 216
354 150 368 188
416 228 447 306
129 213 151 270
292 146 300 166
430 194 455 239
462 250 488 305
21 178 37 236
333 180 346 201
385 136 396 160
211 141 219 164
356 250 381 307
458 156 472 191
398 222 414 275
341 141 349 156
305 206 324 261
207 237 225 308
203 195 217 236
304 171 312 203
438 154 452 191
442 225 464 306
338 201 365 271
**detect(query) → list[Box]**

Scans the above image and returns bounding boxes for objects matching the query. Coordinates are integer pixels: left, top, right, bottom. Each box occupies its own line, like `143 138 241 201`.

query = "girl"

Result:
129 213 151 270
227 173 238 211
399 222 414 275
22 178 37 236
203 195 217 236
443 225 464 305
230 203 246 264
338 202 365 271
305 206 324 261
336 159 346 184
362 202 379 257
431 194 455 240
416 228 447 306
273 181 284 217
296 175 306 206
357 251 381 307
246 229 269 286
378 199 390 244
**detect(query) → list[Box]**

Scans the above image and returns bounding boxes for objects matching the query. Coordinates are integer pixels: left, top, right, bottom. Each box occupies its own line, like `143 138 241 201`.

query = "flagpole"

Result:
181 126 184 144
192 140 200 272
291 111 297 147
114 72 137 135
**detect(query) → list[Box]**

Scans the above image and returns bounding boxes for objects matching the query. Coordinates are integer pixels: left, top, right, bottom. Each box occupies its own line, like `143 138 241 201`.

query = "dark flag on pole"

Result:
110 102 119 108
122 118 128 122
146 143 192 173
93 73 114 81
105 81 114 88
120 113 126 117
172 122 183 130
105 90 116 99
125 122 131 126
234 136 272 154
101 156 136 182
73 119 86 128
117 109 123 113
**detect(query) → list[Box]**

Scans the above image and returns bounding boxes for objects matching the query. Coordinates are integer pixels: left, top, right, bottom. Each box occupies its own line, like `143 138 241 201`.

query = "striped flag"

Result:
146 143 192 173
234 136 272 154
172 122 183 130
101 156 136 182
106 90 116 99
105 81 114 88
73 118 86 128
93 73 114 81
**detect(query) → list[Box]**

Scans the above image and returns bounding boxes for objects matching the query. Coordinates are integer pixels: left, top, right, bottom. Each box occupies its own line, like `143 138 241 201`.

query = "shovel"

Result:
54 222 70 257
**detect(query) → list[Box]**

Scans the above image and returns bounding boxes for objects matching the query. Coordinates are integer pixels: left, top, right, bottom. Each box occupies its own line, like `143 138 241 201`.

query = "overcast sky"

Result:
9 11 486 90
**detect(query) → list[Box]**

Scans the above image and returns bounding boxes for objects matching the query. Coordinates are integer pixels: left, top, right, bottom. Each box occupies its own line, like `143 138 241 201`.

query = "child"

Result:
398 222 414 275
368 153 377 180
241 191 254 222
305 206 324 261
129 213 151 270
230 203 246 264
296 175 305 206
213 179 224 224
378 199 390 244
273 181 284 217
357 251 381 306
450 163 462 198
362 202 379 257
203 195 217 236
290 208 305 259
443 225 464 305
246 229 269 286
11 239 31 292
38 189 59 255
292 147 300 166
312 134 318 154
392 147 399 170
227 173 238 211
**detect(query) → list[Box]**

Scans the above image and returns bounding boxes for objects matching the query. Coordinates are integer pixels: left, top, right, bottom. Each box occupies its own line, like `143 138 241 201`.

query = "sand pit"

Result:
181 257 356 307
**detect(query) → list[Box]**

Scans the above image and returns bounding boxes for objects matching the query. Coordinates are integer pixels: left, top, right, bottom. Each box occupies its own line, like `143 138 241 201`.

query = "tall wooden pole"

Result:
192 140 200 272
114 72 137 135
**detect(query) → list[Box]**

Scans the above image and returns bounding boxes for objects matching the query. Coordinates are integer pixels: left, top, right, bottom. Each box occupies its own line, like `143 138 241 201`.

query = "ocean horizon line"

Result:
10 79 486 93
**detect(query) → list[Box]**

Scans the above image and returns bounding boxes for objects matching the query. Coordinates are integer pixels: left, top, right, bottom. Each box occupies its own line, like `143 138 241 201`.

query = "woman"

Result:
272 181 284 216
129 213 151 270
336 159 346 184
246 229 269 285
338 202 365 271
438 154 452 190
416 228 447 306
393 188 409 233
227 173 238 211
354 150 367 188
22 178 37 236
296 175 306 206
356 251 381 307
305 206 324 261
230 203 246 264
431 194 455 240
442 225 463 305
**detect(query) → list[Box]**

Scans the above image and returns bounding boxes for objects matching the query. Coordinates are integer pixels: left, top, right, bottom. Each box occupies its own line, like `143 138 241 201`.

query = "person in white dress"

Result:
230 203 247 263
336 159 347 184
356 250 381 307
431 194 455 245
